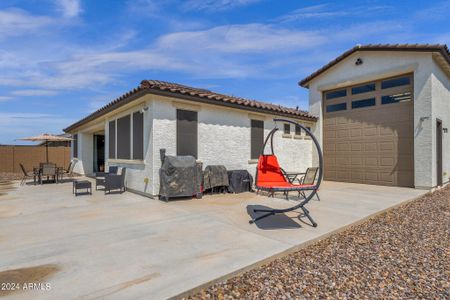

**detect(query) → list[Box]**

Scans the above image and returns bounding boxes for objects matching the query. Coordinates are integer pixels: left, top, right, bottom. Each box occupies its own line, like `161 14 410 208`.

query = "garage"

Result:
323 74 414 187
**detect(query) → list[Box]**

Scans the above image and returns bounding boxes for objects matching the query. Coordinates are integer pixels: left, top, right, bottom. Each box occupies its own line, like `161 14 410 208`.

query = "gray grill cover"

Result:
159 155 202 199
227 170 253 193
203 165 229 190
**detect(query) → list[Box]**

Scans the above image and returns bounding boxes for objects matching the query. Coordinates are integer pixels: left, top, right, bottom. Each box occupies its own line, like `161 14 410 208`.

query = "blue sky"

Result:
0 0 449 144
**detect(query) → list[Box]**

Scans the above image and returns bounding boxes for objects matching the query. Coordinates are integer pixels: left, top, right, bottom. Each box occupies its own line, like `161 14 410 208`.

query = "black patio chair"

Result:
96 166 119 190
19 163 39 185
104 168 126 194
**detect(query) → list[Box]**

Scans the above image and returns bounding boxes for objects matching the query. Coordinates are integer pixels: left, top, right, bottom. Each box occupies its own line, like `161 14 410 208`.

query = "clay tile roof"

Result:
64 80 316 132
299 44 450 88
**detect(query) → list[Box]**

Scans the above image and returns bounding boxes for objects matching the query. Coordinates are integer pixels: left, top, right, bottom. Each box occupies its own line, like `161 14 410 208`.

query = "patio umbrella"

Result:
17 133 74 163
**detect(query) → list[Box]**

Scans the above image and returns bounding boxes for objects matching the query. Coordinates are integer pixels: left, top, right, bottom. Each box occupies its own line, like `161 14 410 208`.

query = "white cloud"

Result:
0 113 73 140
276 4 391 23
0 96 13 102
10 89 58 96
157 24 325 53
183 0 261 11
55 0 82 18
0 8 52 39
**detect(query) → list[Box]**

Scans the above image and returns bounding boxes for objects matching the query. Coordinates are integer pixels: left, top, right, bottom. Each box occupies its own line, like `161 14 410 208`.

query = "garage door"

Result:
323 74 414 187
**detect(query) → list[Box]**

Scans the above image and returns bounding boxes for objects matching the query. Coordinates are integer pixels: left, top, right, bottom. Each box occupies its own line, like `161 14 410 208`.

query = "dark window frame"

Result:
176 109 198 158
108 120 116 159
351 83 376 95
116 115 131 160
73 134 78 158
352 97 376 109
325 89 347 100
326 102 347 113
251 119 264 159
295 124 301 136
284 123 290 135
381 92 412 105
132 111 144 160
381 76 411 89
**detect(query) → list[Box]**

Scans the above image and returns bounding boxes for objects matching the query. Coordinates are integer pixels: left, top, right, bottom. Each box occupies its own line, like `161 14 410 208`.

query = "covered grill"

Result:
159 149 202 201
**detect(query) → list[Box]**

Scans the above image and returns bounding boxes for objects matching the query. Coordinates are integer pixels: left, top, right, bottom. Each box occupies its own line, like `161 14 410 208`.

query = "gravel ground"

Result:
187 187 450 299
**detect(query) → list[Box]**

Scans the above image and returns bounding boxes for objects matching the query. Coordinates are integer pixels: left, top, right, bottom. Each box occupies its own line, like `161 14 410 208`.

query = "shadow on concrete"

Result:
246 205 301 230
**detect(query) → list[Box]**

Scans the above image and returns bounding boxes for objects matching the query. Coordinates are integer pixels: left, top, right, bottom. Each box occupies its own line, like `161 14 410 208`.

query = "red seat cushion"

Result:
256 155 315 190
256 155 287 186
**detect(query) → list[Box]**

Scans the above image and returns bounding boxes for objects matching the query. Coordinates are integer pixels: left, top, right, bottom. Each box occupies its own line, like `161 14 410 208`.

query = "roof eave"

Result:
298 44 450 88
64 87 317 133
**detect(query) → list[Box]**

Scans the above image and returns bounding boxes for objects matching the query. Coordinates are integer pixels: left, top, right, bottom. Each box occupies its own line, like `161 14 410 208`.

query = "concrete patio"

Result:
0 179 426 299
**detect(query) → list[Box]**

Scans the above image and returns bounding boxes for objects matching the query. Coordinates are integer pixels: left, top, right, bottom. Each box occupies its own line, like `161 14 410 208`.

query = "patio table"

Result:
34 164 61 184
284 171 306 184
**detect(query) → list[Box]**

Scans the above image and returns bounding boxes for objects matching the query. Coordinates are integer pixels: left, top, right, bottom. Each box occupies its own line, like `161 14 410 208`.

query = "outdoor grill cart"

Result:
250 118 323 227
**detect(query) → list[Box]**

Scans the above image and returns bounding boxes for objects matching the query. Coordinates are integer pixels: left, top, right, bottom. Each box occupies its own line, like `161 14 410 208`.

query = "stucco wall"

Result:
431 58 450 186
104 99 154 195
71 94 315 197
149 95 314 196
307 51 434 188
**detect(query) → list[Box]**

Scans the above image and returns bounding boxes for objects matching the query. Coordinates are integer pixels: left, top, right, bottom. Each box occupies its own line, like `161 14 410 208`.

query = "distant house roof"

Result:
299 44 450 88
64 80 316 132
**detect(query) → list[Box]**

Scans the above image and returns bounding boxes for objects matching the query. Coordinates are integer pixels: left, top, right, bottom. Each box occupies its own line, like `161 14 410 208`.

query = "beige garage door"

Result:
323 74 414 187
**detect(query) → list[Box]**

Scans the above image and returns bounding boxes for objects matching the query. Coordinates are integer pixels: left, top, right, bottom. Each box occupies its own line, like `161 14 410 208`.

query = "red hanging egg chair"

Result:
250 118 323 227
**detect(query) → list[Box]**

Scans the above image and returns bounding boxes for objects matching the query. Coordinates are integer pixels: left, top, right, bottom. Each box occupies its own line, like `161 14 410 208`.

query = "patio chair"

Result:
40 163 57 184
19 163 39 185
95 166 119 190
104 168 126 194
297 167 320 201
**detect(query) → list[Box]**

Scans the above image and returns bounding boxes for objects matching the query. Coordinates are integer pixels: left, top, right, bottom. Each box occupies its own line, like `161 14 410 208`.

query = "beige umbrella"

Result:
17 133 74 163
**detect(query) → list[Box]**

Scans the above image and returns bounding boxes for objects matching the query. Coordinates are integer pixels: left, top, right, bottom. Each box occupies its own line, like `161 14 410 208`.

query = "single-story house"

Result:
64 80 317 197
301 44 450 189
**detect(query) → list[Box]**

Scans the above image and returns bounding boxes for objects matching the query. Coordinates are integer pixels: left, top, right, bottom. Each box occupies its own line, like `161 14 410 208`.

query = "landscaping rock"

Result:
187 187 450 299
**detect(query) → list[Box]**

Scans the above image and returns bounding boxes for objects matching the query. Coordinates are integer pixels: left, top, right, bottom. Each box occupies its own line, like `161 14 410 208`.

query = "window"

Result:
381 76 410 89
306 126 311 133
117 115 131 159
73 134 78 158
381 92 412 105
326 103 347 113
108 121 116 159
177 109 198 158
352 98 376 109
284 123 290 134
325 89 347 100
251 120 264 159
352 83 376 94
295 124 301 136
133 111 144 160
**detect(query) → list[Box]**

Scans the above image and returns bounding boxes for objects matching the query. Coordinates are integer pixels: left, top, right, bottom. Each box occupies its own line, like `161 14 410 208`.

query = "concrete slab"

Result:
0 180 426 299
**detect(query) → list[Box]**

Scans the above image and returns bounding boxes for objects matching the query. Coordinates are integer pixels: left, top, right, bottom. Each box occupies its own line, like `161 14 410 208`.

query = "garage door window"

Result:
325 89 347 100
382 92 412 105
352 98 376 109
381 76 410 89
326 102 347 113
352 83 376 94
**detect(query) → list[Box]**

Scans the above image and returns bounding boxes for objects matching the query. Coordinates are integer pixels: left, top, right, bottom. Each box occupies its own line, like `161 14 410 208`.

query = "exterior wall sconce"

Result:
420 116 430 122
443 128 448 133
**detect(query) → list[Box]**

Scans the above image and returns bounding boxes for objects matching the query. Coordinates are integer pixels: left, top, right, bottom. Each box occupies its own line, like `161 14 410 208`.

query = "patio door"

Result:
93 134 105 173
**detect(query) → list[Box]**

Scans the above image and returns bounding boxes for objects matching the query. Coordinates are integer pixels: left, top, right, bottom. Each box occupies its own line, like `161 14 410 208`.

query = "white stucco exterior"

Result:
70 94 315 197
306 50 450 189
